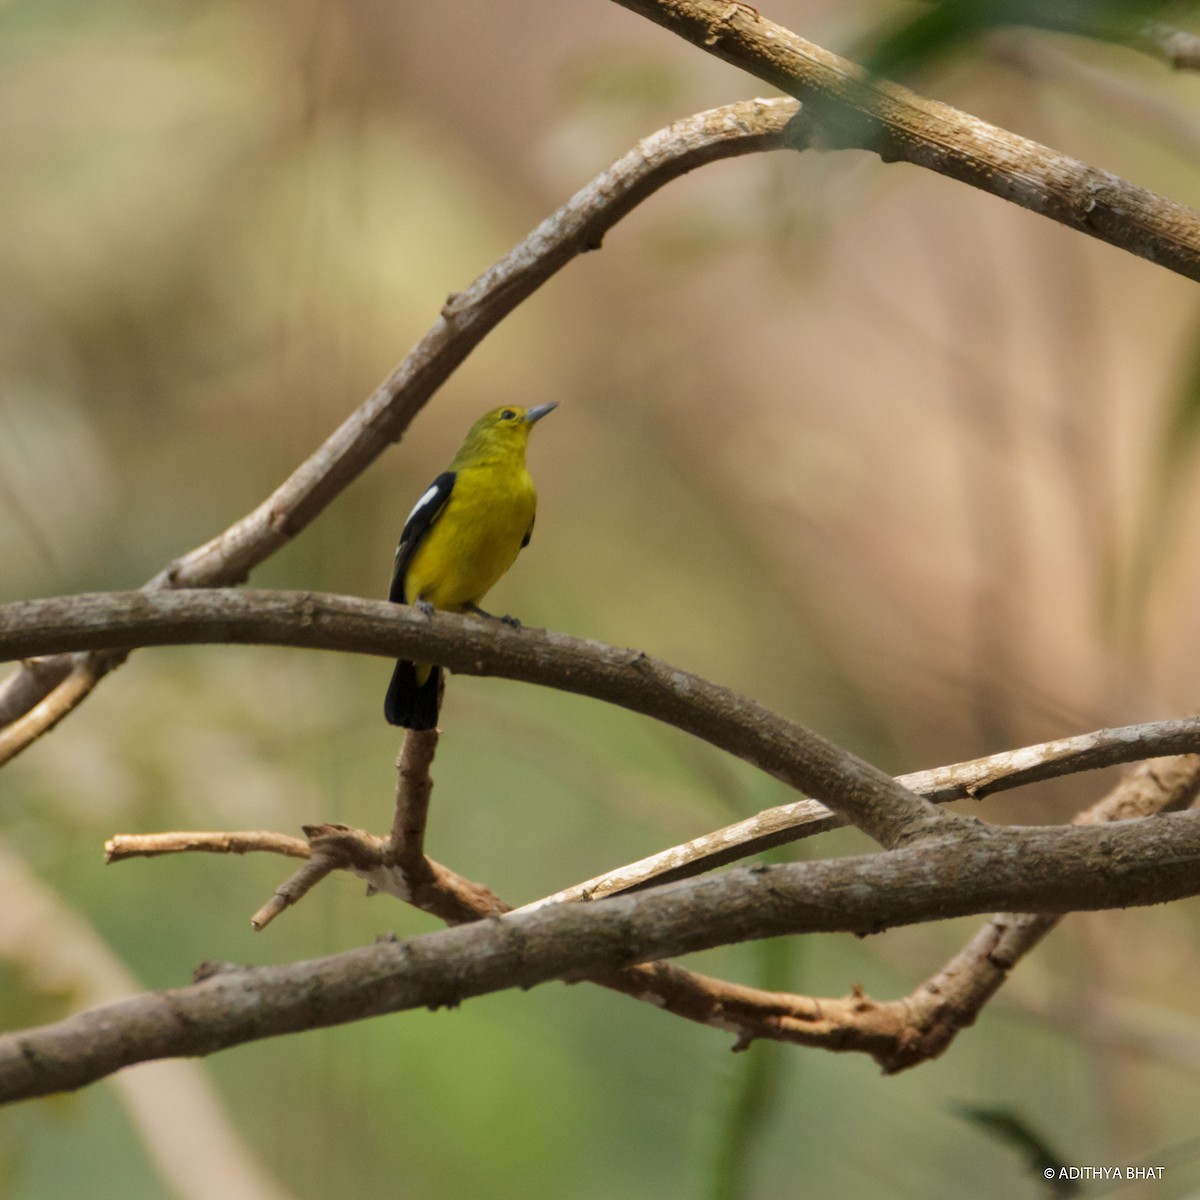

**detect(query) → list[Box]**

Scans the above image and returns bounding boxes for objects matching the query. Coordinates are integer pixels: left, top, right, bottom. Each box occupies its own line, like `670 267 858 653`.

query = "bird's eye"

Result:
500 409 516 421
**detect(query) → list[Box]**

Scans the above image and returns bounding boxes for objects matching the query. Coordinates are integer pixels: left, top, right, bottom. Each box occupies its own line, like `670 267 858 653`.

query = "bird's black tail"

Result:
383 661 442 730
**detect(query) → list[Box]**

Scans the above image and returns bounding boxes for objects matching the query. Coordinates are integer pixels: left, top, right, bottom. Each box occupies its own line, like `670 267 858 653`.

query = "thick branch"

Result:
611 0 1200 279
5 810 1200 1102
0 97 802 745
0 588 952 848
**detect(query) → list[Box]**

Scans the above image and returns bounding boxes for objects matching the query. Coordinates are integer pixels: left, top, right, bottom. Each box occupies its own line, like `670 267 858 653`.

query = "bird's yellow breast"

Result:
403 462 536 611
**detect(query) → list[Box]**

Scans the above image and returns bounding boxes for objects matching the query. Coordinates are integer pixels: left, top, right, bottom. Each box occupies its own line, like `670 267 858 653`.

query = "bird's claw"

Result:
415 599 435 619
463 602 520 628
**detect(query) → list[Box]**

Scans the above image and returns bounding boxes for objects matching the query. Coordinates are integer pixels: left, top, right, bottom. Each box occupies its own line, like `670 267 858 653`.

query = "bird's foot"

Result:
415 599 435 619
464 602 521 629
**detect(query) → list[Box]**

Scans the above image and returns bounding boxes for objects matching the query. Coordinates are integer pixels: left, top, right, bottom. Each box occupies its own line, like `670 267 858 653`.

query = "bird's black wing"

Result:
521 512 535 550
389 471 456 604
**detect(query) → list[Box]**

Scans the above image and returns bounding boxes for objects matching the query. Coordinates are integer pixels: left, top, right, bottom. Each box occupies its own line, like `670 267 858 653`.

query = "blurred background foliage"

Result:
2 0 1200 1196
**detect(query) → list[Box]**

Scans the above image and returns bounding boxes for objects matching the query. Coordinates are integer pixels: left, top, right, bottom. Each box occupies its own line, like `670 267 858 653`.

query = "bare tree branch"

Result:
249 840 347 933
0 96 804 753
525 717 1200 904
0 588 955 848
610 0 1200 279
5 807 1200 1103
106 831 312 863
110 733 508 930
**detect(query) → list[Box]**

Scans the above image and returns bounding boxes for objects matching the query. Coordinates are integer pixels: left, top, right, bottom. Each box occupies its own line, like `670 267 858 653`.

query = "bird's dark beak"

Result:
525 402 558 425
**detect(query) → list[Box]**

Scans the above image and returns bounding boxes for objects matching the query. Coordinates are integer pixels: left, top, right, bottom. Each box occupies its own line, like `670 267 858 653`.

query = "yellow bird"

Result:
384 402 557 729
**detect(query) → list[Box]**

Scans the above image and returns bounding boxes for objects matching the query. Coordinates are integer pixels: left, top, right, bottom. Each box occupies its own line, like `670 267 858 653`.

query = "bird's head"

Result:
453 402 558 466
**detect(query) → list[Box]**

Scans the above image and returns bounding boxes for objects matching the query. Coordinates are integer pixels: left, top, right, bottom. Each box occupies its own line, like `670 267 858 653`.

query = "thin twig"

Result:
105 831 311 863
0 97 805 754
250 852 343 932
